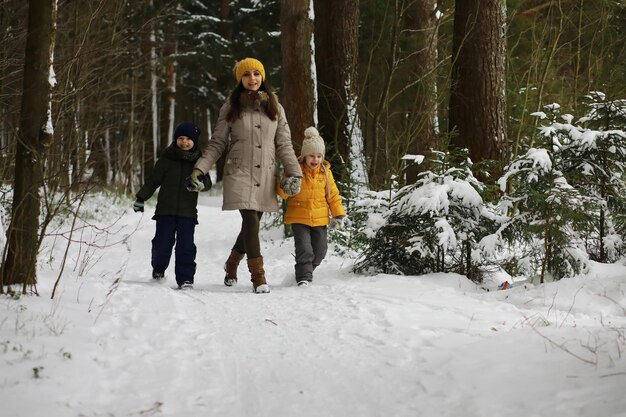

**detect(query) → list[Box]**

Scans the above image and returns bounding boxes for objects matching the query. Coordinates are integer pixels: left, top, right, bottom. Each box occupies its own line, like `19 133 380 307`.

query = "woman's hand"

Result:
280 176 302 196
186 168 206 192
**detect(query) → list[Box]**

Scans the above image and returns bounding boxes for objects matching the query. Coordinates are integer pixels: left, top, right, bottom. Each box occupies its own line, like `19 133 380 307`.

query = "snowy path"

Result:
2 194 626 417
86 276 432 416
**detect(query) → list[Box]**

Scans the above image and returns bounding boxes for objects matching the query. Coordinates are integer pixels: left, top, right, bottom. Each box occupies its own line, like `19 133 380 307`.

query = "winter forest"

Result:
2 0 625 291
1 1 626 416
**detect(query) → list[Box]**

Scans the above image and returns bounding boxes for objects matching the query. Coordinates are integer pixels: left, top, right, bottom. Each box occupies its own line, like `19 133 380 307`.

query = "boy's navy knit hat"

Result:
173 122 201 144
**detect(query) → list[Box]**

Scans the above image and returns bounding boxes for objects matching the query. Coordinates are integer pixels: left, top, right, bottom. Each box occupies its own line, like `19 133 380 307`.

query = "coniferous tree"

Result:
496 123 592 282
449 0 508 177
546 93 626 262
314 0 360 187
405 0 439 184
280 0 316 149
354 150 486 278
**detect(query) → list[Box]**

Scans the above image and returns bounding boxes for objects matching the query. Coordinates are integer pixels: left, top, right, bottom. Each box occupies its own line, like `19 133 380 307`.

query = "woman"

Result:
189 57 302 293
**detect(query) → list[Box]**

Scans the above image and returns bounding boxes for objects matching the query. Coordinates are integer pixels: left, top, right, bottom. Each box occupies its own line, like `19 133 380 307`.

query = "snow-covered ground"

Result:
1 193 625 417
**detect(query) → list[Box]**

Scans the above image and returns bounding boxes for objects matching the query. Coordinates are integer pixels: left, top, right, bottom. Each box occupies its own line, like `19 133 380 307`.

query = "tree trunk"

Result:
159 11 177 153
405 0 439 184
449 0 508 174
313 0 359 185
280 0 316 152
142 0 157 181
2 0 57 291
214 0 232 183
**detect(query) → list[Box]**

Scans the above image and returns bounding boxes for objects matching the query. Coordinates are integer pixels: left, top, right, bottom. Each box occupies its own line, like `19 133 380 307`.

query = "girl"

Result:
277 127 346 286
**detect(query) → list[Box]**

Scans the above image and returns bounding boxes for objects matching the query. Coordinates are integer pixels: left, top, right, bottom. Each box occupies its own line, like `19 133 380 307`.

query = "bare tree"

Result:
0 1 28 176
2 0 57 292
449 0 508 175
280 0 316 151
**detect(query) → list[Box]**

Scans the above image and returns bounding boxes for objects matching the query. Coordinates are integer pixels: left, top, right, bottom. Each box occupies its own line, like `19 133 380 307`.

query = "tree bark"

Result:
449 0 508 173
280 0 316 152
159 10 177 153
313 0 359 185
2 0 57 291
141 0 157 181
405 0 438 184
214 0 232 183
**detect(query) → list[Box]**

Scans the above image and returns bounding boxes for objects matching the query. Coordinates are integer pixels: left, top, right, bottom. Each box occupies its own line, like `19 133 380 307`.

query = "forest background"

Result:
1 0 625 292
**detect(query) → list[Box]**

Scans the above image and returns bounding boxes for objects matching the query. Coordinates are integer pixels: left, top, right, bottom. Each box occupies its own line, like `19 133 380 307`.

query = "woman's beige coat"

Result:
195 94 301 212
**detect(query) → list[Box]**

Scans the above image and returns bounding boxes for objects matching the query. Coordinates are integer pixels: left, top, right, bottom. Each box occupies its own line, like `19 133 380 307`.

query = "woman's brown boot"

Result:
224 250 245 286
247 256 270 293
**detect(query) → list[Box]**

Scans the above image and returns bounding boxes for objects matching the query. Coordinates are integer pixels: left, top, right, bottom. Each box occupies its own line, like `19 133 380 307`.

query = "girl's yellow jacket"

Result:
277 160 346 226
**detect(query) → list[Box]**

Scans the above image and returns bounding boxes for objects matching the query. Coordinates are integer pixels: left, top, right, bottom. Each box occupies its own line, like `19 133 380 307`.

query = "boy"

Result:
133 122 211 289
277 126 346 286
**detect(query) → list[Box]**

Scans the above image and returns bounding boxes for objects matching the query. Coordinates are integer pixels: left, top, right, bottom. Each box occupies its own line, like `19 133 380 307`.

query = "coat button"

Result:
255 124 261 128
255 183 260 187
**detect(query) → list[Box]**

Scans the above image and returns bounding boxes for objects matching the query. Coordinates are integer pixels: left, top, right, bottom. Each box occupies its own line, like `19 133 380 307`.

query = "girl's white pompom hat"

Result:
300 126 325 159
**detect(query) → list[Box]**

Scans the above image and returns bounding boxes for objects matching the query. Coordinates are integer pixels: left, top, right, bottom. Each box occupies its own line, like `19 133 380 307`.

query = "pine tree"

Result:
496 122 592 282
551 92 626 262
354 150 487 279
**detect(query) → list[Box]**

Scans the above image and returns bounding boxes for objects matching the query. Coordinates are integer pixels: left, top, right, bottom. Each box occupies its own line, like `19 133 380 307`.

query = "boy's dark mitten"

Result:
202 173 212 191
133 198 144 213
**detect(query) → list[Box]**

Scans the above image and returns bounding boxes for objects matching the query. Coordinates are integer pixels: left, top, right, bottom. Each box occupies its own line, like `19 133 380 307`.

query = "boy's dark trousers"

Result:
152 215 197 286
292 224 328 283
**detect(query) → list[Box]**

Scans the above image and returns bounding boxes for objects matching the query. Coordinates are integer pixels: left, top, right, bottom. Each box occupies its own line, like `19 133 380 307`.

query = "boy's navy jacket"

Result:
136 144 205 221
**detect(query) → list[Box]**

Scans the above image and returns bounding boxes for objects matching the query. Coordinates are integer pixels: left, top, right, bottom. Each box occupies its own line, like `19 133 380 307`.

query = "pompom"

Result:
304 126 320 139
300 126 325 159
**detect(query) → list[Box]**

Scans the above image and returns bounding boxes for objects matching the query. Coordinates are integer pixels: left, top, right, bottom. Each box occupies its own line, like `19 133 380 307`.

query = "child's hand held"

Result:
186 168 206 192
281 176 302 196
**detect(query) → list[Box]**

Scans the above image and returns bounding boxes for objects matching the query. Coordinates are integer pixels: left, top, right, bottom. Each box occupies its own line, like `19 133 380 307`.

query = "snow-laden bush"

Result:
527 94 626 263
354 151 492 280
479 93 625 280
347 93 626 282
347 189 394 270
571 92 626 261
490 146 592 282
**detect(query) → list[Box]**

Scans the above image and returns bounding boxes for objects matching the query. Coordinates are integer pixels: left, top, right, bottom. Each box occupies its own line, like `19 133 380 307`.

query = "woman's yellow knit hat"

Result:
233 58 266 83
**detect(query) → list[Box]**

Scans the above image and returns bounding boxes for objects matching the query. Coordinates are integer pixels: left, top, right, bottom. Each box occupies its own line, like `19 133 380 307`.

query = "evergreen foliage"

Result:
555 92 626 262
353 150 489 279
350 93 626 282
495 145 592 282
177 0 281 120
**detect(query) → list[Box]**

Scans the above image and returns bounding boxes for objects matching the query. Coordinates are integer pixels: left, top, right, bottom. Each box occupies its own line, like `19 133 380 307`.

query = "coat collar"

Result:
240 90 269 110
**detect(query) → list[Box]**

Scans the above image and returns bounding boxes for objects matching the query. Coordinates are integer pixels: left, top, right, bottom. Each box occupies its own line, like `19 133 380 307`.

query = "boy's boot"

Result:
247 256 270 294
224 249 245 286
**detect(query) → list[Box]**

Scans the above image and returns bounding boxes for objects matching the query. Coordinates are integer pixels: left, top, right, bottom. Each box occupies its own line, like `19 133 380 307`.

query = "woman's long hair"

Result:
226 81 279 122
